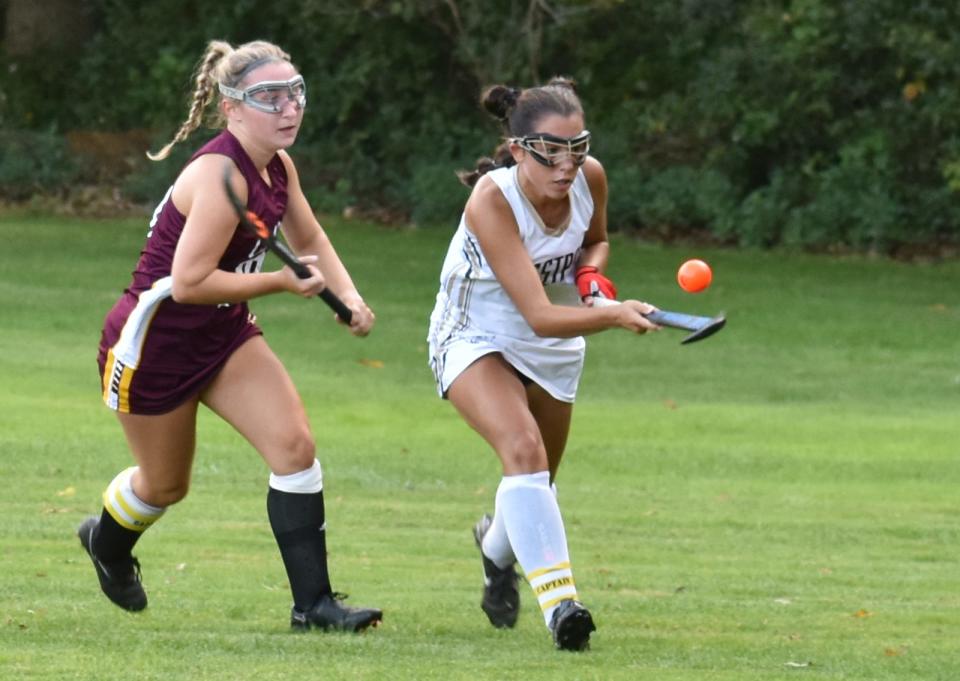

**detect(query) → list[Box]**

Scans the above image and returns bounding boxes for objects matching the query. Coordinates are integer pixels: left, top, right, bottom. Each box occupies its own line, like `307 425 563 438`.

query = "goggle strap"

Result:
218 82 245 100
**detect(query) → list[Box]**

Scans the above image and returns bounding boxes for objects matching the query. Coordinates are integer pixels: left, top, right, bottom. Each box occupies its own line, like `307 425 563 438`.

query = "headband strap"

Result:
229 56 281 86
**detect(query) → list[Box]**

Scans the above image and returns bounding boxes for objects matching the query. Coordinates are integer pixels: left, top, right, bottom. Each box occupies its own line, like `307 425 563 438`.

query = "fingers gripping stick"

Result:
222 163 353 323
591 296 725 345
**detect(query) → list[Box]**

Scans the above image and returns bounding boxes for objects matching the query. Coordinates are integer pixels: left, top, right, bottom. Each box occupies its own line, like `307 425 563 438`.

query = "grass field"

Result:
0 212 957 680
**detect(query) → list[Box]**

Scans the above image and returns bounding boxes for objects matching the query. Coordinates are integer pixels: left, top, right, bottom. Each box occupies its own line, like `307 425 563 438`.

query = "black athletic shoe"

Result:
77 516 147 612
290 593 382 632
473 514 520 629
550 599 596 651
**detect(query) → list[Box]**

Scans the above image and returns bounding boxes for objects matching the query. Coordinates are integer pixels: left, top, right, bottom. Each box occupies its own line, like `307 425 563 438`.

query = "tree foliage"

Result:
2 0 959 252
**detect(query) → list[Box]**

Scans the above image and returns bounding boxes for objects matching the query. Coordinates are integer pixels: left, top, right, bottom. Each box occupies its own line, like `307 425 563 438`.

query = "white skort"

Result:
429 332 585 403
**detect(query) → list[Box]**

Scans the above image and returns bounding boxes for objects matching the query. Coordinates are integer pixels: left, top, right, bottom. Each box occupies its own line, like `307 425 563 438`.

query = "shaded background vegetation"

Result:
2 0 960 254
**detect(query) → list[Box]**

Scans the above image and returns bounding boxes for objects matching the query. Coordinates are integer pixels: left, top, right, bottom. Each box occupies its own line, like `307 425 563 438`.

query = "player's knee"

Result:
138 478 190 507
277 425 316 471
497 429 547 472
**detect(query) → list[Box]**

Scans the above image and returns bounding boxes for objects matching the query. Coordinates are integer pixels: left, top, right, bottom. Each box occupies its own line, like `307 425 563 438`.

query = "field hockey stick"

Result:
221 164 353 323
590 296 726 344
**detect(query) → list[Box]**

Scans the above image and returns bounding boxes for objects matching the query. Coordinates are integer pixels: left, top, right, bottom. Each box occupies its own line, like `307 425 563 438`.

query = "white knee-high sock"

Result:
481 480 517 569
497 471 578 626
483 477 560 567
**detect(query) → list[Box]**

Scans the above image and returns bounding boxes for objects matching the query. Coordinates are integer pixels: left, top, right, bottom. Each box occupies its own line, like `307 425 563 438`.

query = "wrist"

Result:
340 290 365 306
576 265 599 278
270 269 289 294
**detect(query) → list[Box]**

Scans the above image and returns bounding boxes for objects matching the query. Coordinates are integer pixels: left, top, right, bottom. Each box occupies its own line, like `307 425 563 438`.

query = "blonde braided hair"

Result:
147 39 291 161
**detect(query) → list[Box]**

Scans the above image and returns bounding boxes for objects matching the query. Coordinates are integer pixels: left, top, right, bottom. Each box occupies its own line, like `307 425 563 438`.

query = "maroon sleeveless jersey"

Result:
97 129 288 414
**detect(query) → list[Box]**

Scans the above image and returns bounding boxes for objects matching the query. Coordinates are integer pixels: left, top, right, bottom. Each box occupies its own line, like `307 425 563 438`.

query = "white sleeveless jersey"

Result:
427 164 593 401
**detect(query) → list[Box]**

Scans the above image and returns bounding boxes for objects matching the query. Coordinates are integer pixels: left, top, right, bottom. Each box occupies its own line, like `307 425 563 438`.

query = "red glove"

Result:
576 265 617 301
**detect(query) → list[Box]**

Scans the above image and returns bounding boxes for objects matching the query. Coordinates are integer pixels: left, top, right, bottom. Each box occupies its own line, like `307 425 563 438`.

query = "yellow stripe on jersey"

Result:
101 349 112 397
100 277 174 413
102 349 136 414
117 360 134 413
112 277 173 368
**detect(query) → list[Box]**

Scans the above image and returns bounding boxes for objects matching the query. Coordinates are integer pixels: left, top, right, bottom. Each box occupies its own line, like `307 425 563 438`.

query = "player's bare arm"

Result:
171 154 322 303
576 157 611 269
277 151 375 334
468 177 656 337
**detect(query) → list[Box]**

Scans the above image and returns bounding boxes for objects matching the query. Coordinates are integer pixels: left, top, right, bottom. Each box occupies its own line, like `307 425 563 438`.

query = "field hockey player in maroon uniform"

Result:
78 39 382 633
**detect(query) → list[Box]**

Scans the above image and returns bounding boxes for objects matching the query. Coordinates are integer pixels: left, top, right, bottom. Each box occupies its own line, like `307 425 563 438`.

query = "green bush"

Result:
3 0 960 252
608 165 737 239
0 129 79 200
408 161 470 228
304 178 357 219
120 143 197 206
717 172 799 248
784 133 900 250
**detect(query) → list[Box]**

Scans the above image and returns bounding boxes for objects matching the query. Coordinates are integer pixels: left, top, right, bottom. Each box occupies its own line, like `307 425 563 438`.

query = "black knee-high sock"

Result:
93 508 143 562
267 488 331 611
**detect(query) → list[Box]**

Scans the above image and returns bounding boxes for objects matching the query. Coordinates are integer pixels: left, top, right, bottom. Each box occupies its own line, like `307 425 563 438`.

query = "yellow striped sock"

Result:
102 467 165 532
528 561 577 622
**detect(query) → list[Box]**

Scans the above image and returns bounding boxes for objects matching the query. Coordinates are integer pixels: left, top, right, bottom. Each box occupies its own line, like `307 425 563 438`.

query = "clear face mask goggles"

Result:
512 130 591 167
219 74 306 114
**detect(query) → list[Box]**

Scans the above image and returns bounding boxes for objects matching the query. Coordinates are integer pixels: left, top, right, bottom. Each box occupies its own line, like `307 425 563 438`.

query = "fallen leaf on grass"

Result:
884 646 908 657
56 486 76 498
41 506 71 514
852 609 873 618
358 358 384 368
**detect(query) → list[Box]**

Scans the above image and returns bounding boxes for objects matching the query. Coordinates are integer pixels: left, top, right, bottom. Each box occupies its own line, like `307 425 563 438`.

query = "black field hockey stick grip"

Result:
263 233 355 324
222 164 353 324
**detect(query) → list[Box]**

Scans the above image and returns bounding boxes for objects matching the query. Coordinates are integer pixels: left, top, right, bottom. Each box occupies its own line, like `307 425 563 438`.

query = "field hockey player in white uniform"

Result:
427 78 660 651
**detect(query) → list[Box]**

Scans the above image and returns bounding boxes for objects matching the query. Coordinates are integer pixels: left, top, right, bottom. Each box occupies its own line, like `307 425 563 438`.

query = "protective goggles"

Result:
512 130 591 167
219 75 306 114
